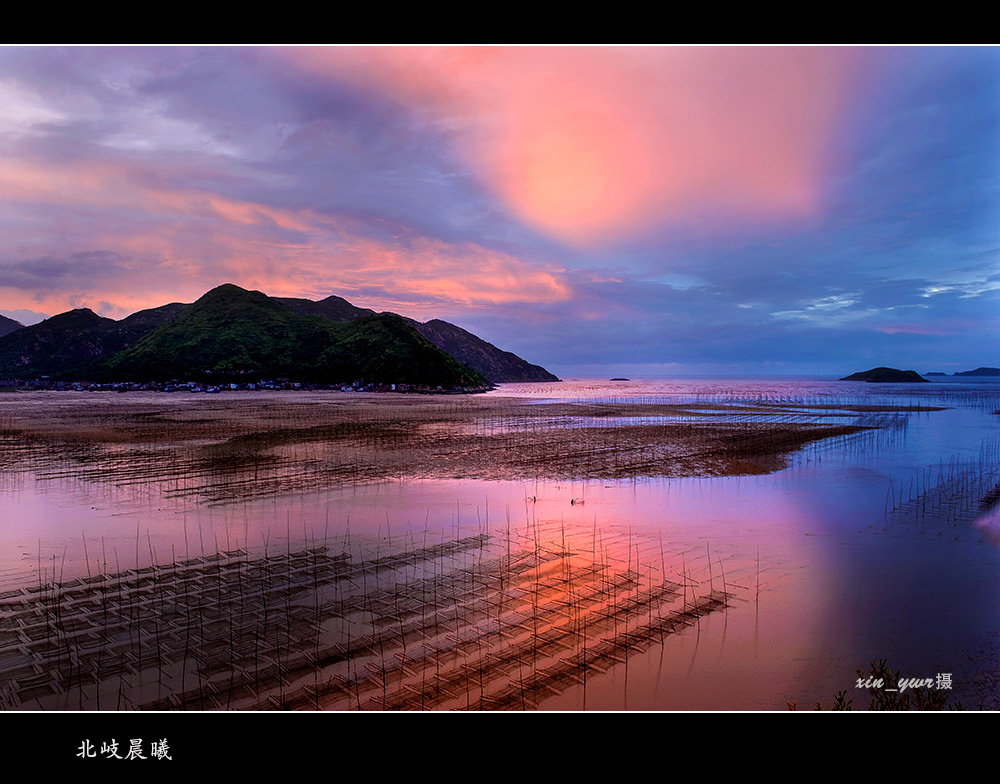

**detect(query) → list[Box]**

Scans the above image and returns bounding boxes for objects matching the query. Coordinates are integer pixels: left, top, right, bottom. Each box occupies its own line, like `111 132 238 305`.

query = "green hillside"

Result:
315 313 486 387
0 283 558 388
0 308 122 378
100 284 487 387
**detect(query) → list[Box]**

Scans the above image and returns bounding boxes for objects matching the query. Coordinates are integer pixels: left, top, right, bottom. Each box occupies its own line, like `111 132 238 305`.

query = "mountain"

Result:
314 312 487 388
0 308 124 378
0 314 22 338
840 367 929 383
275 295 374 323
409 319 559 383
102 285 322 380
0 303 191 379
278 296 557 382
0 284 555 387
117 302 188 333
953 367 1000 377
99 285 487 388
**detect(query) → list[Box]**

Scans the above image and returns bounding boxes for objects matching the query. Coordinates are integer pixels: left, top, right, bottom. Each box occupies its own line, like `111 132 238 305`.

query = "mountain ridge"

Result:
0 313 23 338
0 284 558 387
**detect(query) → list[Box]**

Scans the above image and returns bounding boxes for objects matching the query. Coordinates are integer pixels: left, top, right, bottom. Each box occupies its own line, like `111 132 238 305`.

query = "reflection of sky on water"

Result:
0 378 996 709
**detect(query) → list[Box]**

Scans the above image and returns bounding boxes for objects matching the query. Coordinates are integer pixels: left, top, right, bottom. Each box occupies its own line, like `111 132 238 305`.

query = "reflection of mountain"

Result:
0 284 558 386
840 367 928 383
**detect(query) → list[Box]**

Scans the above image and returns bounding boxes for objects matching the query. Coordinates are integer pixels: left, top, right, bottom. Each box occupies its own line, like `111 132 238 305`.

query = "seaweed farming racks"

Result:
0 521 735 711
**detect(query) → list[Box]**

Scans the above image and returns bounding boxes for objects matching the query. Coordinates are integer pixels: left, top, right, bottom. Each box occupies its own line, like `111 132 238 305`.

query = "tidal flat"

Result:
0 381 997 710
0 392 878 502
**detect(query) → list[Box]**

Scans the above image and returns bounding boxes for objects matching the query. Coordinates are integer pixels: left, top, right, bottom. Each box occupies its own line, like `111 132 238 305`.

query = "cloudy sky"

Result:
1 46 996 377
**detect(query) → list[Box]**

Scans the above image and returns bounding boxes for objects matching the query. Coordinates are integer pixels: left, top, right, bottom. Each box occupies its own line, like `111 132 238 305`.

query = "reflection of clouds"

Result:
974 507 1000 549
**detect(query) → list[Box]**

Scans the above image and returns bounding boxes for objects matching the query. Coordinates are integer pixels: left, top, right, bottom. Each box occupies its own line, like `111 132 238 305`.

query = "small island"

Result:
840 367 929 383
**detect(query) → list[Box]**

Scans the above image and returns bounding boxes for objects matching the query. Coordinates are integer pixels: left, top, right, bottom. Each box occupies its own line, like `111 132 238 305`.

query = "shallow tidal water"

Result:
1 377 997 710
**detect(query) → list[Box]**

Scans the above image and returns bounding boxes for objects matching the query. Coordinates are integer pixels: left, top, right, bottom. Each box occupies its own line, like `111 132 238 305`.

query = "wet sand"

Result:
0 391 874 504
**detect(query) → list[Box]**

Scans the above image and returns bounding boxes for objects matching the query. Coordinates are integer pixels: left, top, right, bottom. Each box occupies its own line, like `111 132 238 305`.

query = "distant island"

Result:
0 284 560 391
925 368 999 378
840 367 929 383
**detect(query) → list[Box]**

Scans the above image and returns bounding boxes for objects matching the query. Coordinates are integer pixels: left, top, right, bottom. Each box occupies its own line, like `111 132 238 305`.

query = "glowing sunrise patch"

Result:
515 126 611 226
495 96 652 245
284 47 859 248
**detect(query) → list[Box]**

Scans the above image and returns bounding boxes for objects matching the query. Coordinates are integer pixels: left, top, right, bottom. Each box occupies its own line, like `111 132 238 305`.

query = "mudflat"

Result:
0 391 886 504
0 387 993 712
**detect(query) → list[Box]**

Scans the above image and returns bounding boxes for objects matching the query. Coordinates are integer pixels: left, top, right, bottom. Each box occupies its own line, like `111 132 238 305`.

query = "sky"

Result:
1 45 997 377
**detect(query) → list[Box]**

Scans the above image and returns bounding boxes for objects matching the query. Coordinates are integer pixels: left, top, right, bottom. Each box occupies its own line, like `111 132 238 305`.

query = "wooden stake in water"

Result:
706 542 713 593
756 545 760 605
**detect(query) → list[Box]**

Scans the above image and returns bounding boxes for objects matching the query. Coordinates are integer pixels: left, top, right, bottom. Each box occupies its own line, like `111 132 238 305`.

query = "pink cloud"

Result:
0 48 859 324
1 148 570 318
284 46 860 247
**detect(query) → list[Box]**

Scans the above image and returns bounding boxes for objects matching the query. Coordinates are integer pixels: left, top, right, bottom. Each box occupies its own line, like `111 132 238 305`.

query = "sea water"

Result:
1 377 997 709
